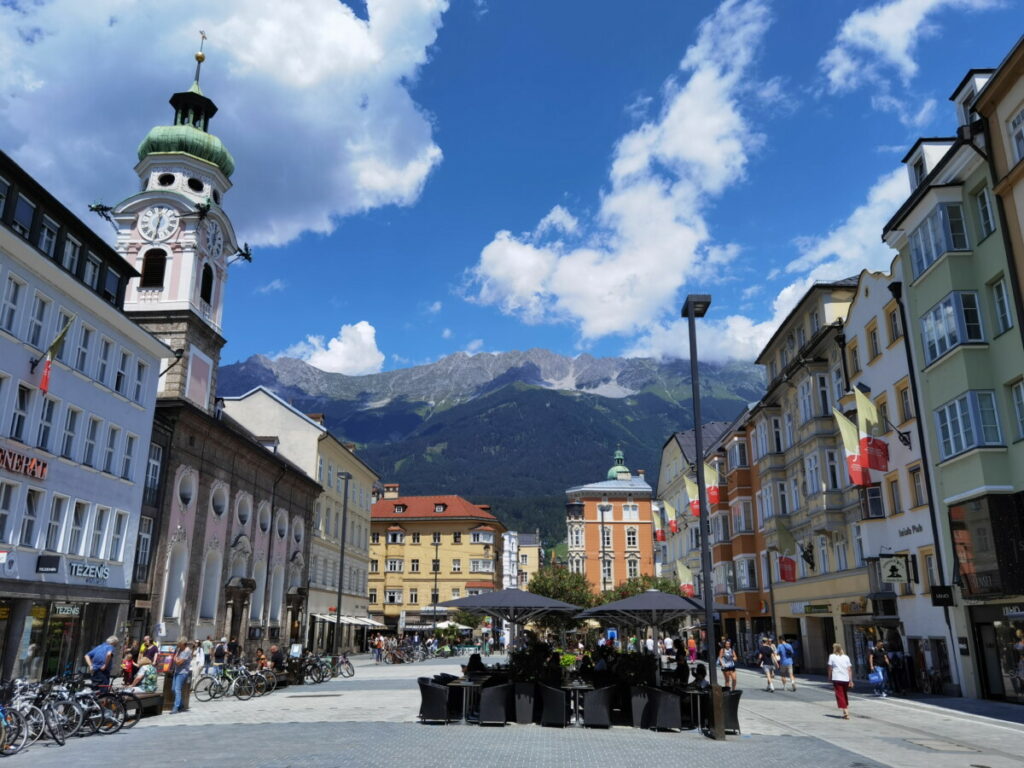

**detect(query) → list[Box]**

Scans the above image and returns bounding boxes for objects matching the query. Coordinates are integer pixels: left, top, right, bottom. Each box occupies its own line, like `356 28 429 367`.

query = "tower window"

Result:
157 173 175 187
200 263 214 304
212 189 221 205
140 249 167 289
187 177 204 193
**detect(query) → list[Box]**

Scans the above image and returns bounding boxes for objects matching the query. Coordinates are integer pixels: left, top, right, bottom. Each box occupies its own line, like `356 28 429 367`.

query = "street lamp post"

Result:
432 539 440 636
682 293 725 740
333 471 352 657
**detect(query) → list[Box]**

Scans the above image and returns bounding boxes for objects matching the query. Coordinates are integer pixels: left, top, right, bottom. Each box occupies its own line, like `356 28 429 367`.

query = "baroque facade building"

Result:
565 450 655 593
222 386 380 652
0 151 166 679
116 53 319 648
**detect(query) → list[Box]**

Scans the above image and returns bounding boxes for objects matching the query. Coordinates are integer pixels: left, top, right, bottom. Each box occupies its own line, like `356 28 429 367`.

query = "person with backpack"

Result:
756 636 777 692
777 635 797 691
212 637 228 674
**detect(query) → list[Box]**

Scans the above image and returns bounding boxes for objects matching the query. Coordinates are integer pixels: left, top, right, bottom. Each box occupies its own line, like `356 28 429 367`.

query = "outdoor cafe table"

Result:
448 677 488 725
561 681 594 727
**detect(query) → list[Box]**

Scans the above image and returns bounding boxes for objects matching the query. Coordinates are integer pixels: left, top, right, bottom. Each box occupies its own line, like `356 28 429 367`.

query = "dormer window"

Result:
394 504 406 514
434 503 446 513
957 87 976 127
912 157 926 187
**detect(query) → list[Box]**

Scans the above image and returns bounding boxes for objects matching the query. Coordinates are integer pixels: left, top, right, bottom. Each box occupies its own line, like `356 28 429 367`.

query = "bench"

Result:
136 692 163 717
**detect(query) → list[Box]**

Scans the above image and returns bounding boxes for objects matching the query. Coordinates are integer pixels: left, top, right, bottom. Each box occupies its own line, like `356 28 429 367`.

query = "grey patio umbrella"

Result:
438 588 581 626
576 588 731 626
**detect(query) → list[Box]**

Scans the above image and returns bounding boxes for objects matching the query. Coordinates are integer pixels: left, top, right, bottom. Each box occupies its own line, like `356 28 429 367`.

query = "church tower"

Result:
116 39 238 413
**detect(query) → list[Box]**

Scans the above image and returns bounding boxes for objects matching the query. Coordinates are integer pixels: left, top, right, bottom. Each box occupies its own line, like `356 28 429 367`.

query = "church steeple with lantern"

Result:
114 33 240 413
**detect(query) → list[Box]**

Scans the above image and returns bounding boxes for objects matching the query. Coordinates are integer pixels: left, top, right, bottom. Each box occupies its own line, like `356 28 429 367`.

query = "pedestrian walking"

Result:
718 639 738 691
83 635 119 688
756 636 777 692
201 635 214 673
170 638 193 714
777 635 797 691
827 642 854 719
868 640 890 697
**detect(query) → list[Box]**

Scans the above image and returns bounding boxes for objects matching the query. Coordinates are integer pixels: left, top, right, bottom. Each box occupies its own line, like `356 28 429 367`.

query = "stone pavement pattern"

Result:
14 656 1024 768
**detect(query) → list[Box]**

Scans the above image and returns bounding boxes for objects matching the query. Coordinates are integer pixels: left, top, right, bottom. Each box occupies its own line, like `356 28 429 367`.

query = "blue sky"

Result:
1 0 1021 373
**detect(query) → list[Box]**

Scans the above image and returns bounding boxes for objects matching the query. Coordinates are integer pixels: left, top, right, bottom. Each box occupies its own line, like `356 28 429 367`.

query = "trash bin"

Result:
287 658 304 686
162 672 192 711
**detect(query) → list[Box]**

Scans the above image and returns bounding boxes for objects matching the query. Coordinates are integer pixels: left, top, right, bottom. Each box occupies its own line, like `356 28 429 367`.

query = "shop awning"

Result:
312 613 385 627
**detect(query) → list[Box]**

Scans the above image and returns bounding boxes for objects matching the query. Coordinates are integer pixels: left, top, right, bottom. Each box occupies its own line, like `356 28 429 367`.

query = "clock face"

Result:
139 206 179 242
205 221 224 259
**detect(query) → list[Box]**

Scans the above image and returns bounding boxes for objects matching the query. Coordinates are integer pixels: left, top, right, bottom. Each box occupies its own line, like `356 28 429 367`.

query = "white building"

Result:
0 150 167 679
222 386 379 652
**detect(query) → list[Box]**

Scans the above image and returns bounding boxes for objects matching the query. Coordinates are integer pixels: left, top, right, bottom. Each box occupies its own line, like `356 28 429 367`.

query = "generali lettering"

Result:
0 447 48 481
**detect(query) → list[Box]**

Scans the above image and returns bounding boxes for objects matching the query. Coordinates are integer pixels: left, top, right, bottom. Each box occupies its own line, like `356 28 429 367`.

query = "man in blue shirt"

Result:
777 636 797 691
84 635 120 688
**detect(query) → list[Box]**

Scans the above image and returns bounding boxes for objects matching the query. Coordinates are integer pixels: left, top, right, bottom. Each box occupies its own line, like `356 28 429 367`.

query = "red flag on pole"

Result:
855 389 890 472
779 557 797 582
38 318 74 394
703 462 720 505
833 408 871 486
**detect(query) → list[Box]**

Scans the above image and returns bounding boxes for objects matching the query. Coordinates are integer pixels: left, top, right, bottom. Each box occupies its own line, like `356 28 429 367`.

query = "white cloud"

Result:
427 300 443 313
534 205 578 237
464 338 484 354
628 169 908 363
441 328 452 339
255 278 286 294
0 0 447 247
281 320 385 375
465 0 772 341
820 0 999 93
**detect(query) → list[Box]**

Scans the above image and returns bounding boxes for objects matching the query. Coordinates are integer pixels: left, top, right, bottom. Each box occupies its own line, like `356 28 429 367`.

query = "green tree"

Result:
526 565 597 636
452 609 483 630
601 574 680 602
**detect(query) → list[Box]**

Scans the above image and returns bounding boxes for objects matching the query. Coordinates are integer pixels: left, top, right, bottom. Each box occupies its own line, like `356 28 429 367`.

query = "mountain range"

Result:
217 349 765 546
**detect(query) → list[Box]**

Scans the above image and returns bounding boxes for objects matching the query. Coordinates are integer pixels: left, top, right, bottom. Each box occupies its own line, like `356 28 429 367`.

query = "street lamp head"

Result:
682 294 712 319
337 471 352 481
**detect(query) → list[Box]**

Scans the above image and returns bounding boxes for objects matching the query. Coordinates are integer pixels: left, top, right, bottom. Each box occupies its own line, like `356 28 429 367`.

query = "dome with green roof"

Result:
137 123 235 178
606 448 630 480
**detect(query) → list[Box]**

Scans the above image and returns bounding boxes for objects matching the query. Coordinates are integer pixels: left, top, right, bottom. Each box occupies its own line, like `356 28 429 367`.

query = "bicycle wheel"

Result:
383 652 394 665
302 665 318 685
119 693 143 728
43 705 65 746
193 675 217 702
340 661 355 678
17 704 45 744
232 678 255 701
95 693 125 734
260 670 278 694
250 674 268 697
1 708 28 756
51 699 85 738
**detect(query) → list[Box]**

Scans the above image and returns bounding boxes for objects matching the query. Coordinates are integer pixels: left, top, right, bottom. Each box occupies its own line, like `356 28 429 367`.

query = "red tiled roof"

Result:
473 525 496 532
465 580 497 588
386 525 404 531
372 495 503 526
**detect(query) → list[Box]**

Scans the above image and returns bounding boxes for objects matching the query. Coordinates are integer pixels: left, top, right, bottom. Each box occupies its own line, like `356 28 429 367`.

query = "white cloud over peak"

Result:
464 0 772 341
441 328 453 339
820 0 999 93
281 320 385 375
627 169 908 363
0 0 447 247
427 300 443 313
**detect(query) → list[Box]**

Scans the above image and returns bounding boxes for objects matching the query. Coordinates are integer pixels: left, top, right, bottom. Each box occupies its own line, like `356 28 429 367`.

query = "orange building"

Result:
565 450 655 593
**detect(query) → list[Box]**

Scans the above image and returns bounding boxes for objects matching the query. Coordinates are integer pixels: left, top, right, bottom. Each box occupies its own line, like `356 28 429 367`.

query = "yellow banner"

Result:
833 408 860 456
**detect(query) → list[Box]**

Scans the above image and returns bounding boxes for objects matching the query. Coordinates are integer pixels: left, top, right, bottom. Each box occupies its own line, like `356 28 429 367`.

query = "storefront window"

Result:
14 602 47 679
988 618 1024 703
950 493 1024 597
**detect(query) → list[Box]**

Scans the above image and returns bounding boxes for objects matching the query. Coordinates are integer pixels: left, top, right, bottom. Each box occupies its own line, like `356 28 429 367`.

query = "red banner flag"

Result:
855 389 889 471
704 463 721 505
684 474 700 516
680 583 695 597
834 408 872 486
778 556 797 583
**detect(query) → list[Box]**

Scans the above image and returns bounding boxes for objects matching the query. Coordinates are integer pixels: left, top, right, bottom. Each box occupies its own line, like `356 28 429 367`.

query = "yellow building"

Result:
516 532 543 588
369 485 506 632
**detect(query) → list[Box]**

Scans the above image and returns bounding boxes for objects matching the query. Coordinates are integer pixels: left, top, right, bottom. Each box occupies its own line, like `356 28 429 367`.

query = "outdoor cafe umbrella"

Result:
438 589 581 642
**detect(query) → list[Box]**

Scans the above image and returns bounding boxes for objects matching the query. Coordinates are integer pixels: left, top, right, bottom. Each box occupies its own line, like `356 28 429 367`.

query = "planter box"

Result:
514 682 537 724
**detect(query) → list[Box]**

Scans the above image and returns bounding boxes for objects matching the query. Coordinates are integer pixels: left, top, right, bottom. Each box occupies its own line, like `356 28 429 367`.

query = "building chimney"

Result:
383 483 400 500
637 469 645 478
343 442 357 453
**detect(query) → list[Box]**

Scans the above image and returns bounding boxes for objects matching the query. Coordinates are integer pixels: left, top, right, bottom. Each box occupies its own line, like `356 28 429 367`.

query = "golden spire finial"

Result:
194 30 207 83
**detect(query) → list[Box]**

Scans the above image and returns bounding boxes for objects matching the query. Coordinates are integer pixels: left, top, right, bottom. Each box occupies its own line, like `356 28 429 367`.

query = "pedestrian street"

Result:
15 654 1024 768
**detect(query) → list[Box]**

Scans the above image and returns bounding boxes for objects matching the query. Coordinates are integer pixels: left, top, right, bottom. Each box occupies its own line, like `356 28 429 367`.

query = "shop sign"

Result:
30 605 48 619
841 600 866 614
879 554 909 584
0 605 9 620
805 604 831 615
68 561 110 580
1002 605 1022 617
36 554 60 573
930 586 954 607
134 600 152 609
0 446 48 480
898 524 923 537
791 602 806 615
52 603 81 617
958 636 970 656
